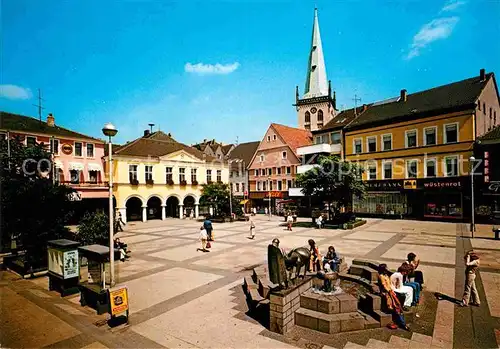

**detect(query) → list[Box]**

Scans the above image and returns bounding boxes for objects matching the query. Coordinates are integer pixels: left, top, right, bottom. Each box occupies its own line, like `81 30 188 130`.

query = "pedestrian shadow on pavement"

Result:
434 292 461 305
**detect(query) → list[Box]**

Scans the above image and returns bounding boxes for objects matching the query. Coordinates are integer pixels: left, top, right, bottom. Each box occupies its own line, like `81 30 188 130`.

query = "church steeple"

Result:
303 8 328 99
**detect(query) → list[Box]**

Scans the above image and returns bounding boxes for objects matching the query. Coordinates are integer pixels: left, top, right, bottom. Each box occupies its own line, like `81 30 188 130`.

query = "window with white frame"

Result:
383 161 392 179
259 154 264 162
262 181 267 191
268 168 272 176
26 136 37 147
406 160 418 178
444 123 458 144
145 165 153 181
367 162 377 180
445 156 459 177
236 183 240 192
206 169 212 182
191 168 197 183
277 167 282 175
282 151 287 159
367 137 377 152
86 143 94 157
287 179 292 189
179 168 185 182
273 134 277 141
74 142 83 156
261 169 265 176
277 180 282 191
242 183 245 193
257 182 261 191
254 169 259 176
70 170 80 184
166 167 173 183
286 166 291 174
129 165 138 181
315 136 322 144
50 138 59 154
89 171 98 184
216 170 222 182
405 130 417 148
382 134 392 151
425 158 437 177
354 139 362 154
424 127 437 146
330 131 341 144
267 135 271 142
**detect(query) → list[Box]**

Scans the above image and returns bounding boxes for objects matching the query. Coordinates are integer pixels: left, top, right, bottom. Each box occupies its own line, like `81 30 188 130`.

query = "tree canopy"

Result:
200 182 230 217
0 136 74 267
296 155 365 216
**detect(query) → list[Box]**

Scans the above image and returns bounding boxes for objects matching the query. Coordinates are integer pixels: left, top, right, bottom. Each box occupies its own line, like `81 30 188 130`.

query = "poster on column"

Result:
63 250 79 279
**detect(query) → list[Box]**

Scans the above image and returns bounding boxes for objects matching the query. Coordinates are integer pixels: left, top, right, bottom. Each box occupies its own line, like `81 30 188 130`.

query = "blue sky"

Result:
2 0 499 145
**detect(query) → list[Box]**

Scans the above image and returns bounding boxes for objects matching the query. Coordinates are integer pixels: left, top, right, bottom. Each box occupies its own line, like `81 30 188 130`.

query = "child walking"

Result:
197 226 209 252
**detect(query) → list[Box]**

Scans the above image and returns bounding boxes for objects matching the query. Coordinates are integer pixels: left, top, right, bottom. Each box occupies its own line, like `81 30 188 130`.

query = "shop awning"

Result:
87 163 102 171
240 199 249 205
68 162 84 171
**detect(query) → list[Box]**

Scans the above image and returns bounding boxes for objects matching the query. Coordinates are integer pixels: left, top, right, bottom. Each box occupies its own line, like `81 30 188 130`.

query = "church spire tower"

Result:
303 8 328 98
295 8 336 131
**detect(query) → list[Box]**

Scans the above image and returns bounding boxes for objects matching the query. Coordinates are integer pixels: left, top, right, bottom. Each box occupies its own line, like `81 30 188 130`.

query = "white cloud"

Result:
441 0 466 12
184 62 240 75
405 17 459 60
0 84 33 100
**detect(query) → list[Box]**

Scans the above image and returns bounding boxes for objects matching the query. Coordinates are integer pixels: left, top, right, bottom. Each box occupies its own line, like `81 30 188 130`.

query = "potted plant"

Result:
130 178 139 185
180 180 187 186
146 179 154 185
192 180 199 186
167 179 174 186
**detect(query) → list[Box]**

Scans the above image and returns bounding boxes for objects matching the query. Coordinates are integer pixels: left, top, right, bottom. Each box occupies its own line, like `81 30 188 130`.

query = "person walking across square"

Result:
249 219 256 239
461 250 480 307
197 226 209 252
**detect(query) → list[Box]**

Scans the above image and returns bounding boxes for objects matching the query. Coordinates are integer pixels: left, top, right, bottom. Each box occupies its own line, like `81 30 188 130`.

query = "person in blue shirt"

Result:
203 216 213 241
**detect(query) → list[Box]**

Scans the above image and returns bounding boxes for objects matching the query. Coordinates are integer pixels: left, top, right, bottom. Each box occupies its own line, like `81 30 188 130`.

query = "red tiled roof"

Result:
271 123 312 153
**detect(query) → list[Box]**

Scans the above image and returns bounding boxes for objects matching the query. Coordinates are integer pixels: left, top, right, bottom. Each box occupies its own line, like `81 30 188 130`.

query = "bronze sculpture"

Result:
268 238 288 289
285 247 310 279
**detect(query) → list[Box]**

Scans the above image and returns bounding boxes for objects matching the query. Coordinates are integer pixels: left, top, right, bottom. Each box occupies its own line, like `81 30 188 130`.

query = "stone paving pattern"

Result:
1 216 499 348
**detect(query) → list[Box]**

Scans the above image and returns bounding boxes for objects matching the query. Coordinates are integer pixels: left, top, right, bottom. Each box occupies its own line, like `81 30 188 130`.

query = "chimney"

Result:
400 89 407 102
362 104 368 112
144 129 150 137
167 132 172 137
480 68 486 81
47 113 55 127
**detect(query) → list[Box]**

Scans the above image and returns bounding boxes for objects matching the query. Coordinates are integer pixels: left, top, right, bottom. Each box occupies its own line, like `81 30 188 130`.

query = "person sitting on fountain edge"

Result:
323 246 341 272
308 239 322 272
378 264 410 331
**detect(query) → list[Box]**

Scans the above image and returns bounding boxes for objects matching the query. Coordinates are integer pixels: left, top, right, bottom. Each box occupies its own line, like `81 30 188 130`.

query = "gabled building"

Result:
0 111 107 221
228 141 260 202
344 69 499 221
194 139 235 160
108 130 229 222
247 123 312 212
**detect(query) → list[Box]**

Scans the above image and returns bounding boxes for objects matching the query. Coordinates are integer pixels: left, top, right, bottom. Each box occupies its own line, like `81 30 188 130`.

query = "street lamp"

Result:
102 122 118 287
268 176 271 220
469 156 475 237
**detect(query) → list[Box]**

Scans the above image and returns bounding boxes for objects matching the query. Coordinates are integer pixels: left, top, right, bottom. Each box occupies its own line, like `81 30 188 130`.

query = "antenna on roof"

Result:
352 94 362 116
32 88 45 122
148 123 155 133
236 136 239 145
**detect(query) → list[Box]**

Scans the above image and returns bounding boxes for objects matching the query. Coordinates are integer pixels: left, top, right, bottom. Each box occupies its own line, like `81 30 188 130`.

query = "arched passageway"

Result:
147 196 162 220
183 195 196 217
166 196 180 218
126 197 143 221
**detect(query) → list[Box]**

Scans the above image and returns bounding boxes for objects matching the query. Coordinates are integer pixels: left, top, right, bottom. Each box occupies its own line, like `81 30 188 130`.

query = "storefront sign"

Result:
67 192 82 201
485 181 500 195
63 250 79 279
423 181 462 188
249 191 285 199
109 287 129 316
61 144 73 155
404 180 417 190
364 180 403 191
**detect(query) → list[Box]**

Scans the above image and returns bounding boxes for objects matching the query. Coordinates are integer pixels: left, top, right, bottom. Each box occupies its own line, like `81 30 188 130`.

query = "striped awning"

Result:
87 163 102 171
68 162 84 171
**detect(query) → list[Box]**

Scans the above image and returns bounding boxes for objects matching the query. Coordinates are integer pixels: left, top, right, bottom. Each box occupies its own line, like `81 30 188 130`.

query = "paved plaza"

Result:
1 216 500 348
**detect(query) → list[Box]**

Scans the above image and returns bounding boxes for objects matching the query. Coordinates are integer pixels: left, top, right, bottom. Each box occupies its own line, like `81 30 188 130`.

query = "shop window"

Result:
129 165 138 181
445 156 459 177
405 130 417 148
352 193 407 215
424 127 437 146
367 137 377 152
70 170 80 184
331 132 341 144
425 159 437 177
424 193 462 218
216 170 222 182
444 123 458 144
382 134 392 151
354 139 362 154
383 161 392 179
406 160 418 178
74 142 83 156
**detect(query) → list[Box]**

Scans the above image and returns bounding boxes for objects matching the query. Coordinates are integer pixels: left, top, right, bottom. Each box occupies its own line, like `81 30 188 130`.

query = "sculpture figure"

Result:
285 247 311 279
268 238 288 289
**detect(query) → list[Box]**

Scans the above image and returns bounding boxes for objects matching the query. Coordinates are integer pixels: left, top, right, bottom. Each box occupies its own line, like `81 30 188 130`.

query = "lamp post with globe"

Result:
102 123 118 287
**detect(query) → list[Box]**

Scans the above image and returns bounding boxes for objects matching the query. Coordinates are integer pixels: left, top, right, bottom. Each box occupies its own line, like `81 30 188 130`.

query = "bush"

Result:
76 211 110 246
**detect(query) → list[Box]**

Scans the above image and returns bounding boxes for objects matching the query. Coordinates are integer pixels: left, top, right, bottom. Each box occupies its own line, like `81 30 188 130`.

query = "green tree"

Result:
200 182 230 217
76 211 109 246
296 155 366 218
0 137 74 268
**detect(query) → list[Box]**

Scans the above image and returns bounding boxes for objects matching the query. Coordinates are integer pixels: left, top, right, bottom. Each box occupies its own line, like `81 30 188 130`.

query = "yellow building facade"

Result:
106 131 229 222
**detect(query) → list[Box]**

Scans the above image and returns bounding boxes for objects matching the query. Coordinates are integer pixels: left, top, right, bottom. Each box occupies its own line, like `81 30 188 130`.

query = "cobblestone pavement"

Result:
1 216 499 348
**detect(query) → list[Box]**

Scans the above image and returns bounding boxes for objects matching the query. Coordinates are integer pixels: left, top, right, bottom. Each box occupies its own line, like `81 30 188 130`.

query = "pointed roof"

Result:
271 123 312 153
229 141 260 164
303 8 328 99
